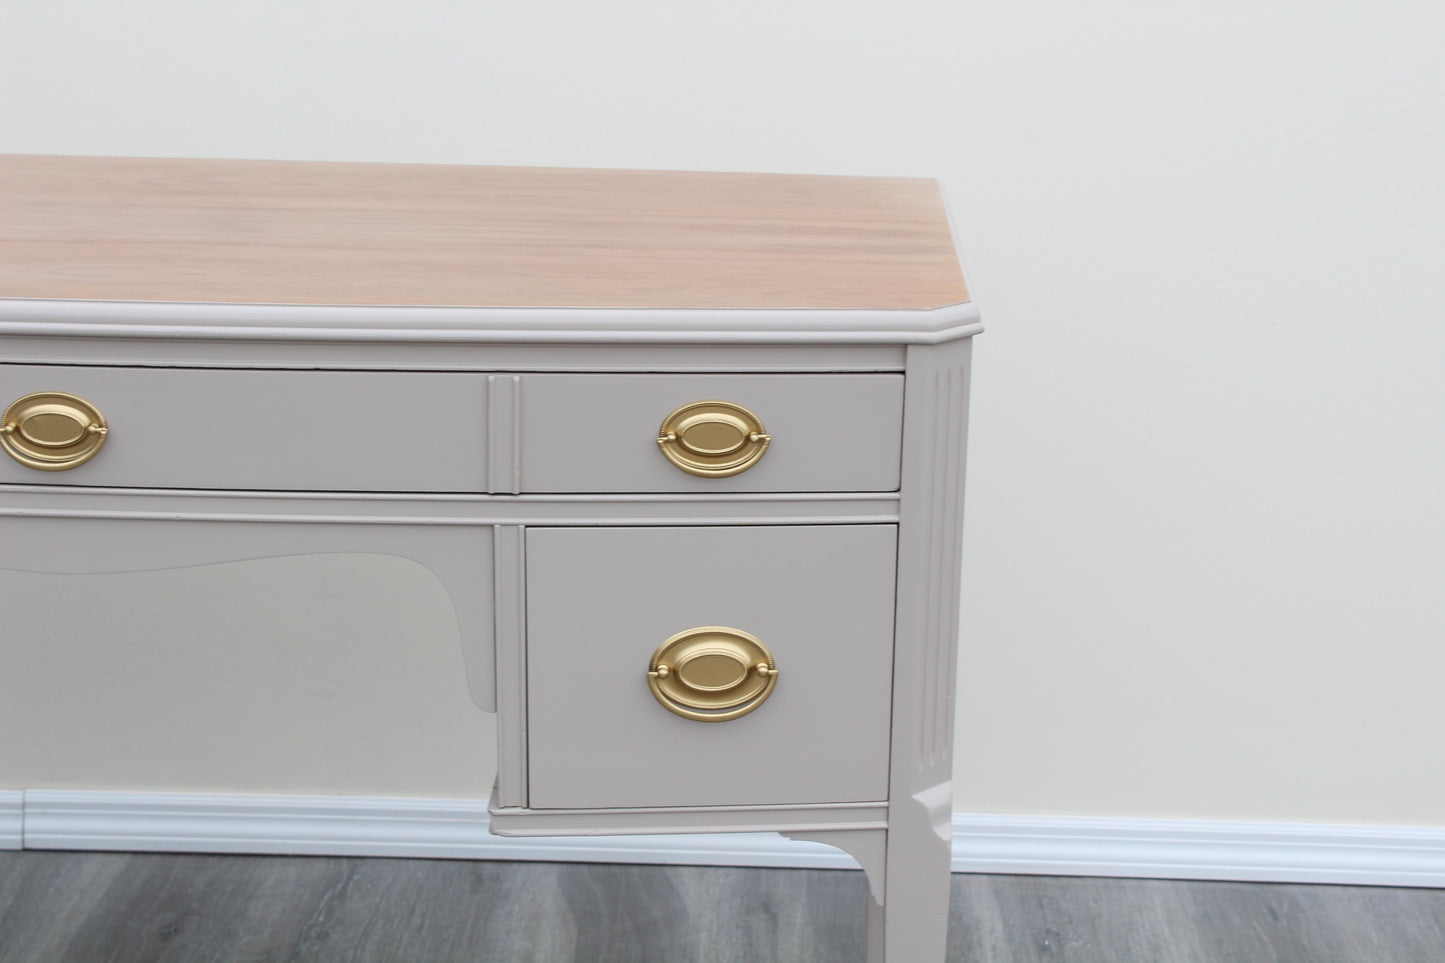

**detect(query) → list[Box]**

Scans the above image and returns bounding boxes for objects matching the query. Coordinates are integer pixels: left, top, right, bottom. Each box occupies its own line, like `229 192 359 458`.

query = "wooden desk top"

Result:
0 155 968 311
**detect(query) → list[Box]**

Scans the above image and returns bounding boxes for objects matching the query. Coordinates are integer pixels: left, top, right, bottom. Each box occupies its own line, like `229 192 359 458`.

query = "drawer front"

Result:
0 365 488 491
519 374 903 492
525 524 897 809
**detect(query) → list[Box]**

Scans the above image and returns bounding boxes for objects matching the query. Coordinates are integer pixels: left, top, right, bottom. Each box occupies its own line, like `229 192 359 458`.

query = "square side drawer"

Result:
519 374 903 493
525 524 898 810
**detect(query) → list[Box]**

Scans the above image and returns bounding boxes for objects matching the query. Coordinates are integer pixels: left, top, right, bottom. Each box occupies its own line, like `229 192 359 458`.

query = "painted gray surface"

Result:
0 336 908 373
490 799 887 837
0 364 489 492
3 851 1443 963
492 525 528 808
878 335 974 960
0 485 899 525
519 373 904 492
0 514 497 712
525 525 898 809
1 310 967 961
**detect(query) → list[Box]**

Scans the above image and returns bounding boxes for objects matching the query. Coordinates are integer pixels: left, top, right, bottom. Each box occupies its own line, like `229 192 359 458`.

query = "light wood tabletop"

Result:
0 155 969 311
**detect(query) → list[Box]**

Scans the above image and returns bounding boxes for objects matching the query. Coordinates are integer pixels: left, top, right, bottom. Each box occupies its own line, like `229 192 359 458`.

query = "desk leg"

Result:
880 786 953 961
881 336 972 960
782 827 890 962
788 814 950 961
865 888 885 963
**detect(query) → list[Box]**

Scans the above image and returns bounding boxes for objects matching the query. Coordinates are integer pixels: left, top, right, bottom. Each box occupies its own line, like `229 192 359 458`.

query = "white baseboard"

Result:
952 813 1445 888
13 790 1445 888
0 791 21 849
19 790 857 869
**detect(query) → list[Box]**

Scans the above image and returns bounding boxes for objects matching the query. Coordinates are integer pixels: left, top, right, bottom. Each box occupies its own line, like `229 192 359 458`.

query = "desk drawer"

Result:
0 365 488 491
525 524 897 810
519 374 903 492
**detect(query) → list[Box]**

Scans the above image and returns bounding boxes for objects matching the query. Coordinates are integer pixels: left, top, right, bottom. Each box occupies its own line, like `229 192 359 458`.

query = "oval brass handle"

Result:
1 391 109 471
657 400 770 477
647 626 778 722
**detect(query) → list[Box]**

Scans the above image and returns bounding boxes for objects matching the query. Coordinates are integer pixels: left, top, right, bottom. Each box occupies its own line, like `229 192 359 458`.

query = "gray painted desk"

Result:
0 155 979 962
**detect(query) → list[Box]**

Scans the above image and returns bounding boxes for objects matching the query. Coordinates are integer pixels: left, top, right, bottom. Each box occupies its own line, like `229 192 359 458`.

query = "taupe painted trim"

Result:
0 339 908 373
877 336 974 959
492 526 528 808
488 796 888 837
0 299 983 345
913 354 970 772
892 338 973 790
785 828 887 903
0 486 899 528
486 376 521 494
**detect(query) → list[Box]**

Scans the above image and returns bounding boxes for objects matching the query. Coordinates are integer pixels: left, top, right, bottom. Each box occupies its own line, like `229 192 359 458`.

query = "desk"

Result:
0 155 979 961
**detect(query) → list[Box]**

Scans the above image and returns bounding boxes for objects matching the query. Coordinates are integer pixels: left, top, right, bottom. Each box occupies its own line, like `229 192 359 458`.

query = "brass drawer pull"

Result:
1 391 109 471
647 626 779 722
657 400 770 477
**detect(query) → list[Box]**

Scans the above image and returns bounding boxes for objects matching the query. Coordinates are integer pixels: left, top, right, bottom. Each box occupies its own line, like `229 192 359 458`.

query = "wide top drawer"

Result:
0 365 489 492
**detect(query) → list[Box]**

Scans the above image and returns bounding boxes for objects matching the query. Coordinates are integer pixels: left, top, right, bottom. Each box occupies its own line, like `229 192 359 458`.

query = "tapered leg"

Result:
880 336 973 960
865 888 885 963
881 782 953 960
782 828 890 962
802 337 971 961
788 812 950 962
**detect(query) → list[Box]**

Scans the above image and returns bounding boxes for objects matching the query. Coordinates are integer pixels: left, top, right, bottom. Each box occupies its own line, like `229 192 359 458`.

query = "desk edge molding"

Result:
0 299 982 345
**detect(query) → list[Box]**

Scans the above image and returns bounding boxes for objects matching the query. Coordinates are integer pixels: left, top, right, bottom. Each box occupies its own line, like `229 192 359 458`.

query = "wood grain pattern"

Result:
0 155 969 310
949 873 1445 963
3 852 1443 963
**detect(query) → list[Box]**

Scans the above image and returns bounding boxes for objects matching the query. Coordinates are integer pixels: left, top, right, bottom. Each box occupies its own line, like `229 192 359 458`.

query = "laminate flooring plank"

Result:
3 851 1444 963
0 850 131 963
948 874 1445 963
1206 879 1445 963
950 874 1209 963
550 862 866 963
675 864 865 963
320 859 575 963
0 853 871 963
1356 883 1445 961
4 852 358 963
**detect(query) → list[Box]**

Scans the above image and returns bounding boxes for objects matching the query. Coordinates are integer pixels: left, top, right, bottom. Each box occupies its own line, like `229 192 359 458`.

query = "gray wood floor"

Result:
1 851 1442 962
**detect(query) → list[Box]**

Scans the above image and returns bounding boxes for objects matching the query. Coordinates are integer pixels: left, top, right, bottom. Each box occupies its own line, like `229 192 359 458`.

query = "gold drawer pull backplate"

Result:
1 391 109 471
657 400 770 477
647 626 779 722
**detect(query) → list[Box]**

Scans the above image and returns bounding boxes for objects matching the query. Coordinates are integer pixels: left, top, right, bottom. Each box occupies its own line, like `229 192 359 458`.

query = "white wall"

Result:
2 0 1442 825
